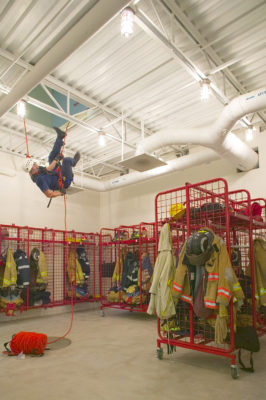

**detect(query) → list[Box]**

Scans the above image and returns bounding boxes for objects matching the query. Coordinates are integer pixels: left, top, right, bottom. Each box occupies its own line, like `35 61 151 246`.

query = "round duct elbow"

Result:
217 133 259 171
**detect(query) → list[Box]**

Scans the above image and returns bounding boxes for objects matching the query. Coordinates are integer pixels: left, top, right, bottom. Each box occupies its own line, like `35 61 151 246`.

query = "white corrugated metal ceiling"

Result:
0 0 265 181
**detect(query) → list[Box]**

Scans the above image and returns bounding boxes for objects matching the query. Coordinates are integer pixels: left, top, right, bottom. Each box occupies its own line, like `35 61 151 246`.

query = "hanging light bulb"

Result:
17 101 26 118
121 8 134 38
98 131 106 147
200 79 211 102
245 126 254 141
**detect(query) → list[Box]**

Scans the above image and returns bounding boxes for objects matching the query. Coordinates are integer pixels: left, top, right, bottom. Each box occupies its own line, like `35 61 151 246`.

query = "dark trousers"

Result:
48 138 75 188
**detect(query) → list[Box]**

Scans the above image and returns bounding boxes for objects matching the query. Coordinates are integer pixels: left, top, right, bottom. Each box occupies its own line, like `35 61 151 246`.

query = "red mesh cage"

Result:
64 231 99 305
100 223 156 313
249 198 266 335
0 224 99 316
154 178 266 375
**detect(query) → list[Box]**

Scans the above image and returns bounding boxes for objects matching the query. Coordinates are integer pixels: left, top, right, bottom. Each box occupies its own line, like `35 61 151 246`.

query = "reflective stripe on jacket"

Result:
112 252 124 286
36 251 48 285
2 248 17 287
247 238 266 307
76 246 90 280
172 227 244 309
68 249 84 284
13 249 30 287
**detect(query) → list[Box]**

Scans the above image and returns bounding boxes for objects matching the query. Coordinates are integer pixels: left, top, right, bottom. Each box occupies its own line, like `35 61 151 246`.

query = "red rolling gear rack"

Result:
99 222 156 314
248 197 266 335
0 223 99 316
154 178 265 378
226 191 266 336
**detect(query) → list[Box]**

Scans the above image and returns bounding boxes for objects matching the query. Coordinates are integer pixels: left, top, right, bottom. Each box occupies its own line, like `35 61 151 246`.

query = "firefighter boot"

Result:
54 127 66 140
73 151 80 166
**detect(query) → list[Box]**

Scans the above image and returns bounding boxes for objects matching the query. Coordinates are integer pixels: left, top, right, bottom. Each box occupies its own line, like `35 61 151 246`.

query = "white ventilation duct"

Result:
136 88 266 171
73 148 220 191
73 88 266 192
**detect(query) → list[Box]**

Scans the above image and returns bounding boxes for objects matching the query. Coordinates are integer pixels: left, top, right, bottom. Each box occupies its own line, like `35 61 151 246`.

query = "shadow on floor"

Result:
46 337 71 351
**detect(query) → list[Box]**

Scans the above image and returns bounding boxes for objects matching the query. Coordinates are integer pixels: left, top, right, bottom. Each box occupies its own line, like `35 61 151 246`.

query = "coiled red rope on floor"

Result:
3 332 48 356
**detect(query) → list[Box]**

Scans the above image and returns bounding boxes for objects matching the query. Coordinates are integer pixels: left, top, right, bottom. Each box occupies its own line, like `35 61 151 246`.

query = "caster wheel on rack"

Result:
157 348 163 360
100 309 105 317
231 365 239 379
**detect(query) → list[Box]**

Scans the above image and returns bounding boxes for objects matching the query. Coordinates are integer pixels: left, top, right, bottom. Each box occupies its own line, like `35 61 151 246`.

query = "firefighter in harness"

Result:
24 127 80 199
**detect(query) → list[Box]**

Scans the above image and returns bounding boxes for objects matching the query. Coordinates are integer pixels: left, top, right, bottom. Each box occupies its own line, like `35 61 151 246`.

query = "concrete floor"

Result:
0 305 265 400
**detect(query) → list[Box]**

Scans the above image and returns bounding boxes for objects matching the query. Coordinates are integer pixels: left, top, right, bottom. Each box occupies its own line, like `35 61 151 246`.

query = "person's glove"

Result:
60 187 67 195
54 153 64 164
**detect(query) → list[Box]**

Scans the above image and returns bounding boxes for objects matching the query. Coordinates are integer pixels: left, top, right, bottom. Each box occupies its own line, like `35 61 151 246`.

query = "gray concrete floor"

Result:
0 305 265 400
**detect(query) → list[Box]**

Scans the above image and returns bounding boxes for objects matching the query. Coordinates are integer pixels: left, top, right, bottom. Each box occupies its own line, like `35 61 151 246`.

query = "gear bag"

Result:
234 326 260 373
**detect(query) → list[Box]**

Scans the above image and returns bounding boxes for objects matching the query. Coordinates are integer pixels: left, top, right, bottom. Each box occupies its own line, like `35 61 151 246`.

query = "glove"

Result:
54 153 64 164
60 187 67 195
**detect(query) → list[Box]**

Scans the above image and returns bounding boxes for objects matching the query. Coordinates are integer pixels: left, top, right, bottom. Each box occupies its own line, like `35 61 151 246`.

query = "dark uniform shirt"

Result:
35 174 59 192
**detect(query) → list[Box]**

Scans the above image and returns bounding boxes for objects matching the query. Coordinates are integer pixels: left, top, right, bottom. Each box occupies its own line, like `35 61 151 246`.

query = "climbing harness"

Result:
46 122 70 208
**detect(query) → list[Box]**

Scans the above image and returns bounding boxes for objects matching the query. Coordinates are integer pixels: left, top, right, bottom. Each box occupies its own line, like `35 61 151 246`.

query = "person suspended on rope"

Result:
24 127 80 198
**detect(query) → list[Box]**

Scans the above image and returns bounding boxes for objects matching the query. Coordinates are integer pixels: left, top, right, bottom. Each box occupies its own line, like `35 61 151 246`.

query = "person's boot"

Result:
54 127 66 140
73 151 80 166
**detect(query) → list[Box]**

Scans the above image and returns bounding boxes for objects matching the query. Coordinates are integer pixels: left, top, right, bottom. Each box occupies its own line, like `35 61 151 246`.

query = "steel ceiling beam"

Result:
21 93 137 151
0 0 130 118
0 46 156 139
133 4 259 127
159 0 256 94
159 0 266 124
133 6 228 104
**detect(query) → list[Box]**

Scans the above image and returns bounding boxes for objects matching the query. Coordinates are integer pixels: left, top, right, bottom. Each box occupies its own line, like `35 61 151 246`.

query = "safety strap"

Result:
3 337 18 356
3 340 44 357
3 341 12 355
24 118 30 158
55 165 63 189
238 349 254 373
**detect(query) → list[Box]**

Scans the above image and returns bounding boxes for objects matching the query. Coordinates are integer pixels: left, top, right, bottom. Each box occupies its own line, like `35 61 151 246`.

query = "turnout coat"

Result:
147 223 176 319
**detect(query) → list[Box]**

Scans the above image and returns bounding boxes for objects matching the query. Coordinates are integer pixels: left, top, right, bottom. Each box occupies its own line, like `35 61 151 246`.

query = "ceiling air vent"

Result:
118 153 167 172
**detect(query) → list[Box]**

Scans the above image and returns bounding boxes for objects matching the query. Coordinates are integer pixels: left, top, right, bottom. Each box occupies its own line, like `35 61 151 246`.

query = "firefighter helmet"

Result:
186 229 214 266
23 157 38 172
30 247 40 263
169 203 186 220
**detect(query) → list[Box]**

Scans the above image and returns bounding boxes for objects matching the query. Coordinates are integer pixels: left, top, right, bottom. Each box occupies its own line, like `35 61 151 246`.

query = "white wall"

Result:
1 133 265 233
100 133 266 228
0 153 100 232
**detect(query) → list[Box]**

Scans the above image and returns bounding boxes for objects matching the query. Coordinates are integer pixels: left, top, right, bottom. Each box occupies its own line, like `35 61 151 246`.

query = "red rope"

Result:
2 122 75 355
24 118 30 158
46 125 74 344
4 332 48 356
47 195 74 345
56 122 70 189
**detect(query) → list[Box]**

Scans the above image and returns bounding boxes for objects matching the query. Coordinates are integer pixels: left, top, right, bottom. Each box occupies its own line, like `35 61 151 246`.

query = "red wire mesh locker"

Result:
64 231 99 304
154 178 265 378
0 224 99 316
0 224 62 315
226 192 266 336
94 233 101 302
249 197 266 336
100 223 156 313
